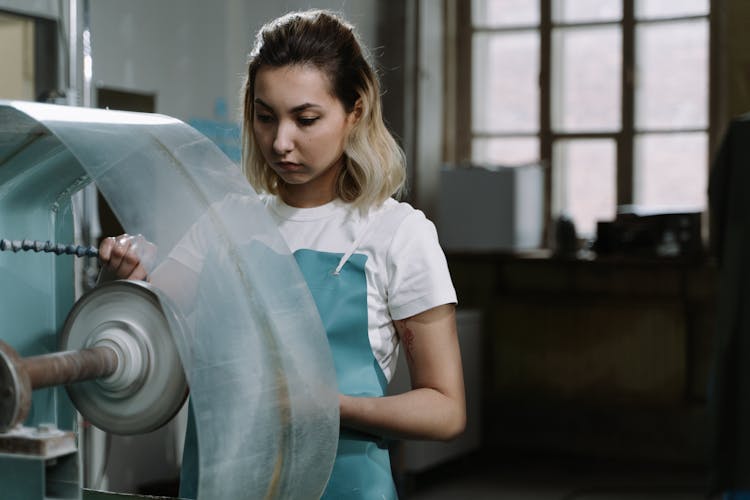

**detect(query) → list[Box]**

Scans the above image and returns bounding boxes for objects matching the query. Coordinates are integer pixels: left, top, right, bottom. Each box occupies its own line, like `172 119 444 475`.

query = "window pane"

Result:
473 0 539 28
634 133 707 211
553 0 621 23
553 139 616 237
636 0 709 19
472 137 539 165
635 20 708 130
552 26 621 132
473 31 539 134
0 14 35 100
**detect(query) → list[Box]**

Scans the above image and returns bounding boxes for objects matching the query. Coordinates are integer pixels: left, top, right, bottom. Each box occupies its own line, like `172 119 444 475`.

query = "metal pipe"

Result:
21 346 118 390
67 0 79 105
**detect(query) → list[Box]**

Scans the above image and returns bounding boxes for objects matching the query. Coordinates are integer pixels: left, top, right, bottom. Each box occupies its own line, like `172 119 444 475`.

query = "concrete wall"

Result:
89 0 378 124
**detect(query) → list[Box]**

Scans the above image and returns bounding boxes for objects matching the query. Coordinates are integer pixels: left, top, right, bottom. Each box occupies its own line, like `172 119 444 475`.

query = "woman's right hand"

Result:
98 234 155 280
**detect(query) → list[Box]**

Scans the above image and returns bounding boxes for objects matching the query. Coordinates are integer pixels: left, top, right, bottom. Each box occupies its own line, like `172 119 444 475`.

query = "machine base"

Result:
0 425 80 500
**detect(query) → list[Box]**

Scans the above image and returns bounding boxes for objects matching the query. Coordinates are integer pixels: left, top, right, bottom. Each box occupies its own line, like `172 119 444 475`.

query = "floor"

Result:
136 449 712 499
401 450 709 500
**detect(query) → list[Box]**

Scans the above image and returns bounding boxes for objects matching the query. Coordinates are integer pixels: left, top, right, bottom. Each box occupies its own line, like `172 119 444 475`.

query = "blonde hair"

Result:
241 10 406 208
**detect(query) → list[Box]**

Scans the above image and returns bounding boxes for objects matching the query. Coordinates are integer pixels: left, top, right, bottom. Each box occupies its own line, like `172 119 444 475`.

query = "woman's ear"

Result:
345 98 364 134
352 98 364 122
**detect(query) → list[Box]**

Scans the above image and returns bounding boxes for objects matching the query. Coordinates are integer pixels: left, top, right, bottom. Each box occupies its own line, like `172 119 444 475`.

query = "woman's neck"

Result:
279 187 337 208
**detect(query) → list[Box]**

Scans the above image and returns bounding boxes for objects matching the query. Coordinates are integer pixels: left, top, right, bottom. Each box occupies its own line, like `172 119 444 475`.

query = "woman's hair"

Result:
241 10 406 207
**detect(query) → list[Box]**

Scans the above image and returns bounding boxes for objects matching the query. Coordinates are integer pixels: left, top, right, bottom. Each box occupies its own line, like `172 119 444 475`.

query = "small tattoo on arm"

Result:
400 323 416 362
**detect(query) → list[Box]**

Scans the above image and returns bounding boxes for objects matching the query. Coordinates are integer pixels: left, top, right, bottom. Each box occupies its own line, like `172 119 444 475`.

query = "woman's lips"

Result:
276 161 304 172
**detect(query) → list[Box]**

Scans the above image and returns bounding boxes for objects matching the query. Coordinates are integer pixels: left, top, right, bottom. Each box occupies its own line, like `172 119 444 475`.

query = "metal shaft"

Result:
0 340 121 432
21 346 118 390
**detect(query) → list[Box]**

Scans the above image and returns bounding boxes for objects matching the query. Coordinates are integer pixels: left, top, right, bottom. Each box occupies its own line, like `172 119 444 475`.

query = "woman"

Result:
100 9 465 499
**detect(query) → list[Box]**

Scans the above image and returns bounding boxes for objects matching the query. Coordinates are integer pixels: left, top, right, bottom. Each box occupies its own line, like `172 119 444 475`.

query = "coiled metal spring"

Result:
0 239 98 258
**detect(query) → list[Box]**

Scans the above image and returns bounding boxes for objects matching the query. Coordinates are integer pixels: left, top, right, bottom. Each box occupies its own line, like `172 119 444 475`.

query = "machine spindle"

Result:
21 346 118 390
0 341 119 433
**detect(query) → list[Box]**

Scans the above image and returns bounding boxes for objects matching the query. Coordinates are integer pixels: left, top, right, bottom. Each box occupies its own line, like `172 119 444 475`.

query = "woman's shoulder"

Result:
372 198 431 227
371 197 415 217
362 198 438 247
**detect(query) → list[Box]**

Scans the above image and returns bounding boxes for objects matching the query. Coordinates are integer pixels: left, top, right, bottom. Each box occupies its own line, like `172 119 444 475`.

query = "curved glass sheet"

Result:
1 100 338 499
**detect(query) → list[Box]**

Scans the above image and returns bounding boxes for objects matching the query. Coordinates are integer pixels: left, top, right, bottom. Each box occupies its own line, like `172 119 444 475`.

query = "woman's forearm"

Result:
339 388 466 441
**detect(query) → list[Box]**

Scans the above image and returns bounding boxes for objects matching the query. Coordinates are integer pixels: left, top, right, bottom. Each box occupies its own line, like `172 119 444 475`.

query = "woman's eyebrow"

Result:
290 103 321 113
254 98 272 110
254 98 322 114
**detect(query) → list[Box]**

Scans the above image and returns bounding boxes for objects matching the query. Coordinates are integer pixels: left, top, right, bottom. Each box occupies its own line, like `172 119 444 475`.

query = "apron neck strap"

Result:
332 203 412 276
333 216 374 275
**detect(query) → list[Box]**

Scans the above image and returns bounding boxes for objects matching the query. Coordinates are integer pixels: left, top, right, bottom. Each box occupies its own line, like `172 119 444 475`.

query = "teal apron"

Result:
295 248 397 500
179 246 398 499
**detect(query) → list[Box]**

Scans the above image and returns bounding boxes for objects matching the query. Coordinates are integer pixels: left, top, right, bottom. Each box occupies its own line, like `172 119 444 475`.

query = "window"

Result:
454 0 711 238
0 12 37 100
0 11 58 102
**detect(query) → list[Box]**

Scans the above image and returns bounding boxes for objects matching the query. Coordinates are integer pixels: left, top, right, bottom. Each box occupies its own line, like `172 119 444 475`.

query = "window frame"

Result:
447 0 716 244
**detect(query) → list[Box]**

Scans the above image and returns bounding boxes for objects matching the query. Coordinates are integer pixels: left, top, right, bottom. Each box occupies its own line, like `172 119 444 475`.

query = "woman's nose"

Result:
272 121 294 155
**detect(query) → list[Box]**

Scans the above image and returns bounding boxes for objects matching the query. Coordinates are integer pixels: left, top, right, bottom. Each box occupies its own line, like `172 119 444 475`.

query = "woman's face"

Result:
252 64 358 207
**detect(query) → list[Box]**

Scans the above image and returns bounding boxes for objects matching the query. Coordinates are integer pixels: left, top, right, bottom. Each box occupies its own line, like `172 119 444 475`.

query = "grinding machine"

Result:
0 101 339 499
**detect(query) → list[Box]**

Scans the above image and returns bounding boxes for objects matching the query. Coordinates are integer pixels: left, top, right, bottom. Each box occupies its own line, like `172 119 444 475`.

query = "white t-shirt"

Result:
168 194 457 382
264 196 457 381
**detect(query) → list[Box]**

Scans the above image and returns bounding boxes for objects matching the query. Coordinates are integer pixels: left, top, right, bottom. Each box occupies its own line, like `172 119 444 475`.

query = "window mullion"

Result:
454 0 472 164
540 0 552 243
619 0 635 206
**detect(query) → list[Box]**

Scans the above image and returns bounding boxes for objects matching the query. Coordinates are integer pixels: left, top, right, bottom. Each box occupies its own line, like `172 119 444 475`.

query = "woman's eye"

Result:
255 114 274 123
298 116 319 127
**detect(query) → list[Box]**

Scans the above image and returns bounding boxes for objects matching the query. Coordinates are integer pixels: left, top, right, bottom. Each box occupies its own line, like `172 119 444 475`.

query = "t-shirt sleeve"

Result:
387 210 457 320
166 195 262 273
168 214 210 273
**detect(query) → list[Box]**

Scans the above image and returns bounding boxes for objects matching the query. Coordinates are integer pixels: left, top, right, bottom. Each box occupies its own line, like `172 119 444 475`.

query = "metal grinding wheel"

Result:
60 280 188 435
